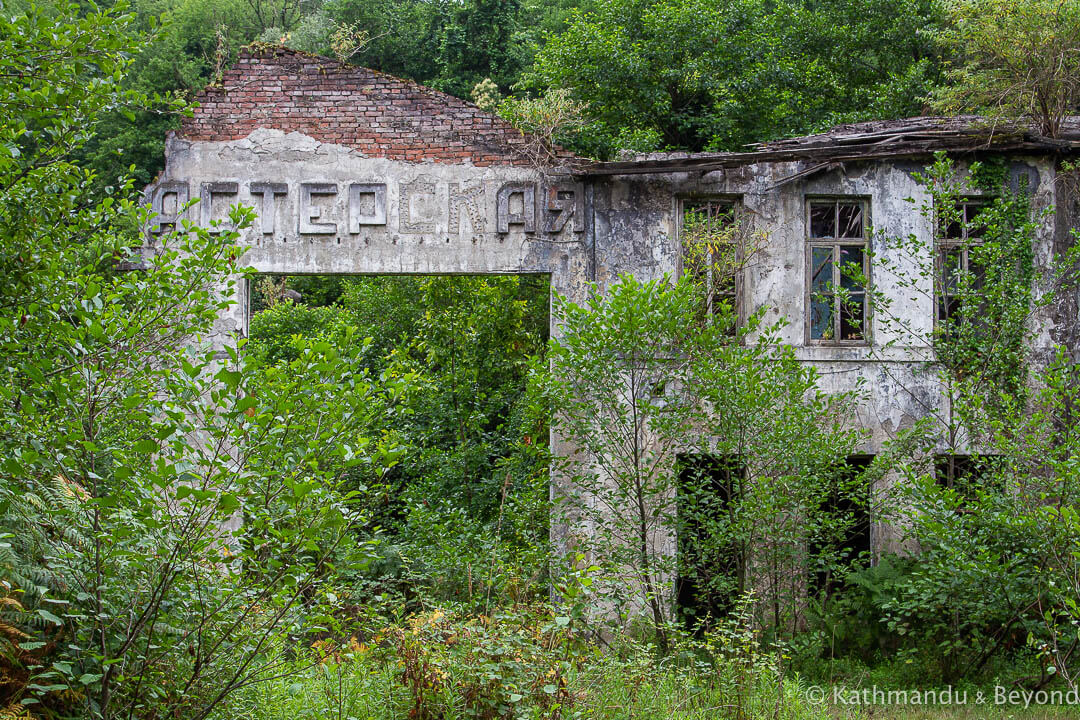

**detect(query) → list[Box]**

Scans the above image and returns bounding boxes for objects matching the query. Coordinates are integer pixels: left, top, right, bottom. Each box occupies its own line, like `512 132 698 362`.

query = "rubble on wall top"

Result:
576 116 1080 177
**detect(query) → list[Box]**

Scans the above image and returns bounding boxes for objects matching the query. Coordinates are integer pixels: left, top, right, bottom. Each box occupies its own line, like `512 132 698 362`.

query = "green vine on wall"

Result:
930 154 1037 410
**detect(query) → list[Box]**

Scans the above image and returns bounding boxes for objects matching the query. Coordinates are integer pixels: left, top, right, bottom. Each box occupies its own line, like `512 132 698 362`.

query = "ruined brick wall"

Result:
179 46 568 167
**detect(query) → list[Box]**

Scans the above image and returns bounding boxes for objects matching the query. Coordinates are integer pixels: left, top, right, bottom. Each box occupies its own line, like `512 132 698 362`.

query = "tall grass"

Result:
214 606 835 720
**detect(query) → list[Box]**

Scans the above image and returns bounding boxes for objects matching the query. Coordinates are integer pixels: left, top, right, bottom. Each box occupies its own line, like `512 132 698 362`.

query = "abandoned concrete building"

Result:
146 47 1079 593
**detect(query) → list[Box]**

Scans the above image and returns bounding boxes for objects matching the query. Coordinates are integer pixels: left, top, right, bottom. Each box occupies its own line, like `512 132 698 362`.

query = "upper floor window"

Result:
680 198 740 332
807 199 869 344
936 200 988 326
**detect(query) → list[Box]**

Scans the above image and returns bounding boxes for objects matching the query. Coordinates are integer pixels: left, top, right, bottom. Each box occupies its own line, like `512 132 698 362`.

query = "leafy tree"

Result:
867 155 1070 472
827 155 1080 684
687 334 865 637
245 275 552 606
319 0 533 96
80 0 260 193
526 0 945 156
539 268 864 648
934 0 1080 137
432 0 523 97
0 4 402 716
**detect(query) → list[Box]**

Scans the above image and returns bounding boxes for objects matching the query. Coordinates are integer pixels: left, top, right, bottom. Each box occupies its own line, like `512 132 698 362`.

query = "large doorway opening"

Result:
244 273 552 609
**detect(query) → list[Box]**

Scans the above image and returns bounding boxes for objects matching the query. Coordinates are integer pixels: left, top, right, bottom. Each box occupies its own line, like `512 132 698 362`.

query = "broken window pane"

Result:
840 295 864 340
681 198 739 332
938 296 960 324
944 216 963 240
934 199 992 326
839 246 864 291
811 246 833 292
941 247 963 294
937 230 990 328
807 199 868 343
810 202 835 238
970 252 986 291
838 203 863 238
811 246 835 340
934 454 1003 510
966 203 989 240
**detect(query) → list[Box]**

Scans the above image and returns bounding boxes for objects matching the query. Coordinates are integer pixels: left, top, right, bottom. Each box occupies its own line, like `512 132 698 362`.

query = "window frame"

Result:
677 196 743 332
804 197 872 346
934 198 990 328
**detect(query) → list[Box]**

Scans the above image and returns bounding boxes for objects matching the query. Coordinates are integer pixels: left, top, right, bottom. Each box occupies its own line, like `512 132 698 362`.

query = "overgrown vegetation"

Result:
6 0 1080 718
33 0 1080 184
785 154 1080 689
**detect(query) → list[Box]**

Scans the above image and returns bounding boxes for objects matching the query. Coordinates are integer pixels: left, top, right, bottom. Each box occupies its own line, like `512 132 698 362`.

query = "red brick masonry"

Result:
179 46 571 167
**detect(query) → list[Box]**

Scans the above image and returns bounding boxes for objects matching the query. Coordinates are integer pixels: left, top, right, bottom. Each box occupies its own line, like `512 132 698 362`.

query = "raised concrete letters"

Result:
497 183 536 234
150 181 190 233
399 179 438 234
348 183 387 232
200 181 239 232
299 183 338 234
545 183 585 234
249 182 287 235
449 182 485 236
152 179 587 240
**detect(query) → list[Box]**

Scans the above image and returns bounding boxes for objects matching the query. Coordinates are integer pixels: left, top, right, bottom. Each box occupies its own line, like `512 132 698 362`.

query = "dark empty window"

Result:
936 200 988 327
934 454 1001 505
676 454 746 626
807 199 869 344
809 455 873 599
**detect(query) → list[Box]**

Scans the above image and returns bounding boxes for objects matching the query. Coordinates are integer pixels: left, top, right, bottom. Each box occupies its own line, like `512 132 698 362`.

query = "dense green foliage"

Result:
247 274 551 607
525 0 945 155
6 0 1080 718
213 604 829 720
537 272 870 649
72 0 956 182
787 156 1080 688
43 0 1080 185
74 0 591 190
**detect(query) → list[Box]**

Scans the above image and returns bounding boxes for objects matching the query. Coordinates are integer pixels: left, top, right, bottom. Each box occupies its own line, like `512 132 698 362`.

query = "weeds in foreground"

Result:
217 602 830 720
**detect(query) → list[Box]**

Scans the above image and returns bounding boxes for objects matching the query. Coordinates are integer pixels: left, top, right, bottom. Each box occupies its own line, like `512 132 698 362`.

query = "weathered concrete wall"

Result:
591 156 1060 451
583 155 1061 555
152 128 592 342
147 49 1070 566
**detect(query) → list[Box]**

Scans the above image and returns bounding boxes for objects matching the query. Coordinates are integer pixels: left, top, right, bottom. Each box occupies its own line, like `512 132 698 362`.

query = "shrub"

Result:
390 606 584 720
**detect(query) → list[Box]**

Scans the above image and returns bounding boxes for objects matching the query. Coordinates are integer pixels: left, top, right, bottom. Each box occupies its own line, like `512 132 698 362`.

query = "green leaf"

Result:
216 368 243 390
218 493 240 513
36 609 63 626
133 438 157 454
